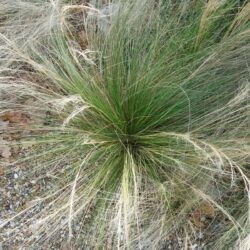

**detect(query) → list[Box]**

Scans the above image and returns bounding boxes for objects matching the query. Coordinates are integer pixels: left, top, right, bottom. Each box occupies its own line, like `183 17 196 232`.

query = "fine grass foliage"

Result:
0 0 249 249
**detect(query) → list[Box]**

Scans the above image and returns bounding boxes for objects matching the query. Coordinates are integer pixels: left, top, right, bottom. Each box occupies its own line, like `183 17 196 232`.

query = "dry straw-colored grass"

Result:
0 0 249 249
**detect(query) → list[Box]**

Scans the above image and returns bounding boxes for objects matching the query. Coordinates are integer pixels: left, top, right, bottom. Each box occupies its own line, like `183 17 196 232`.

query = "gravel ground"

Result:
0 139 205 250
0 160 219 250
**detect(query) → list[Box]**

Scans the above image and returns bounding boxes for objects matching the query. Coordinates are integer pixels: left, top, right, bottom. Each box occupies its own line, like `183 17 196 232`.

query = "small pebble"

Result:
191 243 198 250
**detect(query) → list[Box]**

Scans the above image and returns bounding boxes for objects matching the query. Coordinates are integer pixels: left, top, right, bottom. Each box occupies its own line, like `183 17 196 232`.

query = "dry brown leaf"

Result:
190 202 215 228
1 111 30 125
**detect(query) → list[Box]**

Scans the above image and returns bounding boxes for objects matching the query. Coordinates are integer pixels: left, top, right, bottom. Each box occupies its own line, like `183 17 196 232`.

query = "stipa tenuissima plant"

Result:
0 0 249 249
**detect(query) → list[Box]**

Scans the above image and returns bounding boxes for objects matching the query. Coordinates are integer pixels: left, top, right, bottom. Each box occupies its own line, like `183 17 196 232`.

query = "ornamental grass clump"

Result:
0 0 249 249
